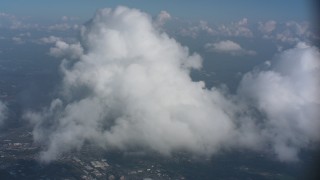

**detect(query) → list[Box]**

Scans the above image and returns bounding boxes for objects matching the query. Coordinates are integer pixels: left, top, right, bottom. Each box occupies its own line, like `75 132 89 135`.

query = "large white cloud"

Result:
25 6 320 163
205 40 256 56
238 42 320 161
26 6 233 162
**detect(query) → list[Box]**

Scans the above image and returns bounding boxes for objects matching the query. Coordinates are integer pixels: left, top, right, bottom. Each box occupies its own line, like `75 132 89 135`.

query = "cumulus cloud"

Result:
205 40 256 56
218 18 253 38
39 36 61 44
25 6 320 163
180 20 214 38
259 20 315 44
0 12 40 30
154 11 171 27
49 40 83 59
237 42 320 161
178 18 317 44
180 18 253 38
259 20 277 34
27 6 220 162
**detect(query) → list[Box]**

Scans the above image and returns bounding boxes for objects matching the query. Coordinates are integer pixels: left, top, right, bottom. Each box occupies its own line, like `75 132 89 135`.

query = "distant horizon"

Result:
0 0 315 23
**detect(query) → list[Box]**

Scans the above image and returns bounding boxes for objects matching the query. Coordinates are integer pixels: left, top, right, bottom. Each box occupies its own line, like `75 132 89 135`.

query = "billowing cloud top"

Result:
238 42 320 161
25 6 320 163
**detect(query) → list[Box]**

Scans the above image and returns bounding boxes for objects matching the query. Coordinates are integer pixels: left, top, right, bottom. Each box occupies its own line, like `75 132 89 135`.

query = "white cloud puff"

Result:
258 20 277 34
217 18 253 38
155 11 171 27
25 6 320 163
49 40 83 59
205 40 256 56
39 36 61 44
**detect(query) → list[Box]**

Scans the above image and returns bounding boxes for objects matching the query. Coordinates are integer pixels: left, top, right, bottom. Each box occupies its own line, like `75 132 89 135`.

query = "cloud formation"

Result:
218 18 253 37
258 20 315 44
0 12 40 30
25 7 320 163
47 23 79 31
179 18 252 38
205 40 256 56
180 20 214 38
178 18 317 46
237 42 320 161
39 36 61 44
155 11 171 27
49 40 83 59
258 20 277 34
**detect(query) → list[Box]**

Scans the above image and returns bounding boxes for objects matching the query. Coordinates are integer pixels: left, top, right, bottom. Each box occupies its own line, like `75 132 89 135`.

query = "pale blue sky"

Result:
0 0 314 23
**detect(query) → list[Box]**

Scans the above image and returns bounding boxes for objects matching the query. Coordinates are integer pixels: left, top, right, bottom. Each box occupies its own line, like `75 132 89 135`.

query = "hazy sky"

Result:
0 0 314 22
